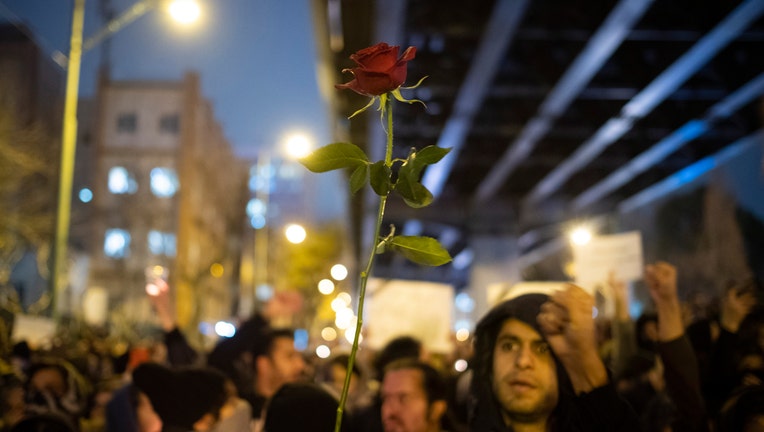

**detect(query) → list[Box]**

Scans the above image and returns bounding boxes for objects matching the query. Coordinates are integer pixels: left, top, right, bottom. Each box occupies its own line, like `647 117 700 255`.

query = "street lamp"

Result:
282 132 314 159
284 224 307 244
52 0 200 318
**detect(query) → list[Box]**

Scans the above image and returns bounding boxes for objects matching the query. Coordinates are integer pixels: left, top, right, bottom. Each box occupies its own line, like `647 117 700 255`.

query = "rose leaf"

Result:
388 236 452 266
349 164 369 194
299 142 369 173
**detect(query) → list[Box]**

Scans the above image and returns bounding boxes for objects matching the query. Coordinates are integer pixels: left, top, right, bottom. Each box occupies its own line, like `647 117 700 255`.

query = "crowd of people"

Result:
0 261 762 431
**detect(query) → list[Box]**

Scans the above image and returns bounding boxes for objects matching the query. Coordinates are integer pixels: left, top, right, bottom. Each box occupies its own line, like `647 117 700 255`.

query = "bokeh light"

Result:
214 321 236 338
318 279 335 295
330 264 348 281
321 327 337 341
316 345 331 359
569 227 592 246
285 224 306 244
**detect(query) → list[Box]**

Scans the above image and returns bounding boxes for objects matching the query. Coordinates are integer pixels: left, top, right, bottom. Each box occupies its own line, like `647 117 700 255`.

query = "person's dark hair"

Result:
263 382 344 432
253 328 295 359
616 350 658 383
318 354 362 384
372 336 422 380
132 362 228 429
469 294 575 431
26 363 69 390
383 358 446 404
635 312 659 352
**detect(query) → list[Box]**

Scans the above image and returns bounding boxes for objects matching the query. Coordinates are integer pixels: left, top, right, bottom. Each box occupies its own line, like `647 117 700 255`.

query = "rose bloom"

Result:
336 43 416 96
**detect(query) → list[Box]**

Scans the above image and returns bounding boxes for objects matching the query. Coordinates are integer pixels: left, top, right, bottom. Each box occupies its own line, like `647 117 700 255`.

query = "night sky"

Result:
1 0 331 158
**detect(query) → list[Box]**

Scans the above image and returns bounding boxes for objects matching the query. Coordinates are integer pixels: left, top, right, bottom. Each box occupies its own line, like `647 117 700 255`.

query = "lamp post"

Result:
51 0 200 318
52 0 85 319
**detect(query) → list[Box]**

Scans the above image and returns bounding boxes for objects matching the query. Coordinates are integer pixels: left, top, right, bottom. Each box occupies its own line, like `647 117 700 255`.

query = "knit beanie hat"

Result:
133 363 228 430
263 383 342 432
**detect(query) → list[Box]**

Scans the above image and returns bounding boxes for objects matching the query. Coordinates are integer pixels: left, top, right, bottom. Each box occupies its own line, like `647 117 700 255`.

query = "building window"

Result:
150 167 179 198
108 167 137 194
159 114 179 134
148 230 176 257
117 113 137 133
104 229 131 258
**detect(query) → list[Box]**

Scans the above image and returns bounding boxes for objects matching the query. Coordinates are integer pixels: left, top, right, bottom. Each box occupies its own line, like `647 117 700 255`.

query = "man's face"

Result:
266 336 306 387
381 368 443 432
492 319 558 426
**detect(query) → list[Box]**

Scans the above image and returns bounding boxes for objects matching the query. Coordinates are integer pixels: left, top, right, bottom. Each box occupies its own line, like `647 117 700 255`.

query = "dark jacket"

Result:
469 293 640 432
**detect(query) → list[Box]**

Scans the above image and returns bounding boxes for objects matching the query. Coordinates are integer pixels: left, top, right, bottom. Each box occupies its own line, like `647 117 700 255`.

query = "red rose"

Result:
335 43 416 96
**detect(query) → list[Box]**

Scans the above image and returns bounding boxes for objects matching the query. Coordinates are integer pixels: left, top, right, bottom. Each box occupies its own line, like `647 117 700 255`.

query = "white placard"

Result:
83 287 108 326
572 231 643 292
12 314 56 348
365 278 454 353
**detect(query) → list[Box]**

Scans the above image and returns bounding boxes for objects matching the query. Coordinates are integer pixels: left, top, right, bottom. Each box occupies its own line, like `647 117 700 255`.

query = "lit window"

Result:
79 188 93 203
250 214 266 229
148 230 176 256
117 113 137 133
108 167 137 194
104 229 131 258
246 198 266 218
150 167 179 198
159 114 179 134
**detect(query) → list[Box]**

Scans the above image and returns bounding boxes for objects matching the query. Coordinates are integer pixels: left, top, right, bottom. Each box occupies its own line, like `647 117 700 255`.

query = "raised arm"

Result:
645 261 708 432
538 284 640 432
538 284 608 394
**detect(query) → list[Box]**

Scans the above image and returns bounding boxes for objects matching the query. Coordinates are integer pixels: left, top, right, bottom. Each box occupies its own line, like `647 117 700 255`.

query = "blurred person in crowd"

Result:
734 306 764 387
81 379 122 432
717 384 764 432
349 335 428 432
686 277 759 416
132 362 228 432
372 337 427 382
380 359 449 432
9 342 31 380
469 283 640 431
145 276 200 368
24 362 87 427
635 312 659 353
615 351 666 417
638 262 708 431
105 383 162 432
241 328 306 422
0 372 25 430
318 354 370 411
262 382 342 432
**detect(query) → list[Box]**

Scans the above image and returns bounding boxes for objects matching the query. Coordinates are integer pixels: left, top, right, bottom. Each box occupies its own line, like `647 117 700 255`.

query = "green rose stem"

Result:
335 95 393 432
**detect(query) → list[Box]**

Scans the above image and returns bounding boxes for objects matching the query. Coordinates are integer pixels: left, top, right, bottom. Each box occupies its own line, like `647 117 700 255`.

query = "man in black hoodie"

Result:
470 284 640 431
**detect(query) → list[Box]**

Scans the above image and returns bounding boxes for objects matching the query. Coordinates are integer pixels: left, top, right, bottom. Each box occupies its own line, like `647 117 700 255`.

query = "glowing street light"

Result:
167 0 201 24
283 132 314 159
284 224 306 244
569 227 593 246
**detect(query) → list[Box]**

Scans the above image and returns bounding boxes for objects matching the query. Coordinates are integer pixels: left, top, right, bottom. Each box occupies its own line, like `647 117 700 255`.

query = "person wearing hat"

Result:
132 363 228 432
262 382 343 432
469 283 640 431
